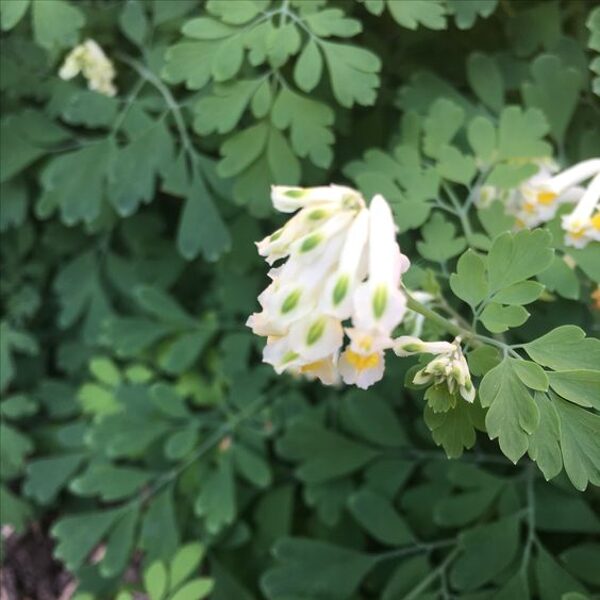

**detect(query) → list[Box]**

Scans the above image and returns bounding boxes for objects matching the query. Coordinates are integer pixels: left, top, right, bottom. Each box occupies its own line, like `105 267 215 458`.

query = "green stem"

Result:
403 547 460 600
405 293 476 343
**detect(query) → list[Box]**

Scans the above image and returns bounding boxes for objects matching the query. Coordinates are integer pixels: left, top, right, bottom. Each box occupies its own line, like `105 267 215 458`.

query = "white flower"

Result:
561 172 600 248
248 185 410 389
394 336 475 403
59 39 117 97
503 158 600 230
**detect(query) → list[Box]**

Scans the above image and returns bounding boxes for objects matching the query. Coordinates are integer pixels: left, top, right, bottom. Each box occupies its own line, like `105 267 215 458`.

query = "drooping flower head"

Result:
248 186 410 389
59 39 117 97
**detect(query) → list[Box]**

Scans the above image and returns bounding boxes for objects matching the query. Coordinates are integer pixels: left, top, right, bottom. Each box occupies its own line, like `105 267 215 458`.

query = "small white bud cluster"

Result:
59 39 117 97
394 335 475 403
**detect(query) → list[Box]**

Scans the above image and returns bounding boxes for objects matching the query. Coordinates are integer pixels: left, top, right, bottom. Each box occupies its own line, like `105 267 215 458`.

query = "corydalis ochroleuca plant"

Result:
247 185 475 397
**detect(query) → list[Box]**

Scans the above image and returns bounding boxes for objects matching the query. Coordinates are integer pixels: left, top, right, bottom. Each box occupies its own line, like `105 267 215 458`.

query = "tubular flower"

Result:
248 186 410 389
394 336 475 403
561 172 600 248
505 159 599 229
59 39 117 97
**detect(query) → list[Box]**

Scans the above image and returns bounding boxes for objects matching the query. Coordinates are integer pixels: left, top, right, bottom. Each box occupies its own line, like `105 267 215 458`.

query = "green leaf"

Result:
0 422 33 475
321 41 381 108
446 0 497 30
0 0 30 31
417 212 466 262
537 256 580 300
294 38 323 92
39 139 114 225
339 391 406 447
271 87 334 168
206 0 262 25
233 443 272 488
218 121 269 177
497 106 551 160
548 370 600 409
523 326 600 371
52 507 125 571
144 560 168 600
24 453 86 504
177 169 231 262
119 0 148 45
304 8 361 37
348 489 414 545
467 115 496 164
0 485 31 533
450 249 488 307
386 0 447 30
560 543 600 586
194 79 260 135
512 359 549 391
480 302 529 333
276 418 378 483
32 0 85 49
262 538 377 600
479 358 540 463
523 54 583 143
140 486 180 563
170 543 206 590
423 401 484 458
535 544 588 600
423 98 465 158
528 392 562 481
486 230 554 293
170 579 214 600
492 280 544 305
100 506 139 578
451 516 520 591
194 454 236 534
70 464 152 501
435 144 477 184
467 53 504 112
551 396 600 490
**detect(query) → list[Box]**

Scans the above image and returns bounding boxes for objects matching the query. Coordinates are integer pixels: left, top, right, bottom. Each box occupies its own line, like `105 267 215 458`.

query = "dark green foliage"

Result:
1 1 599 599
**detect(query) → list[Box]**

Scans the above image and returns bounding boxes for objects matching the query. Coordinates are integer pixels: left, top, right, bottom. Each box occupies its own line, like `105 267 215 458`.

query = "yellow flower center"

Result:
300 359 328 373
345 350 379 371
536 190 557 205
592 213 600 230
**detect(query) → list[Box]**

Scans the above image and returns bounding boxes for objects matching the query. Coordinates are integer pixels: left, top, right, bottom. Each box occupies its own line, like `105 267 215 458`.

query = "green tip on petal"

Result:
284 189 304 198
306 209 329 221
281 289 301 314
332 275 349 306
402 343 422 353
372 285 388 319
270 229 283 242
282 351 299 364
306 318 326 346
300 233 321 252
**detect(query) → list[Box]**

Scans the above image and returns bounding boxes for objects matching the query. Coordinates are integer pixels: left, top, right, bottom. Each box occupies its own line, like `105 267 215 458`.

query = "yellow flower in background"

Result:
59 39 117 97
561 172 600 249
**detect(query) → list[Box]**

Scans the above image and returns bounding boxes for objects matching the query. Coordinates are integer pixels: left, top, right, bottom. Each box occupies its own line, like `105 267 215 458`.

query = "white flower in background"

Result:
561 172 600 248
477 159 600 235
394 336 475 403
59 39 117 97
248 186 410 390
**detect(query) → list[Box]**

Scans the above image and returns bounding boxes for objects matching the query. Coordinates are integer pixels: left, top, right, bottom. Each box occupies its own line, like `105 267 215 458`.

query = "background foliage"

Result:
1 0 599 598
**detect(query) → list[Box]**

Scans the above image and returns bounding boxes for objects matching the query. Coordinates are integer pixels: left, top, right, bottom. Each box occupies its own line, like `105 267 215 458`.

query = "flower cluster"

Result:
394 336 475 403
59 39 117 97
247 185 410 390
479 158 600 248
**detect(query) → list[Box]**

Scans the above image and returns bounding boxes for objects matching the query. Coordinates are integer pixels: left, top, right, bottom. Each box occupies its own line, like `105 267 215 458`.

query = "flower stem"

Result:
405 293 478 343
